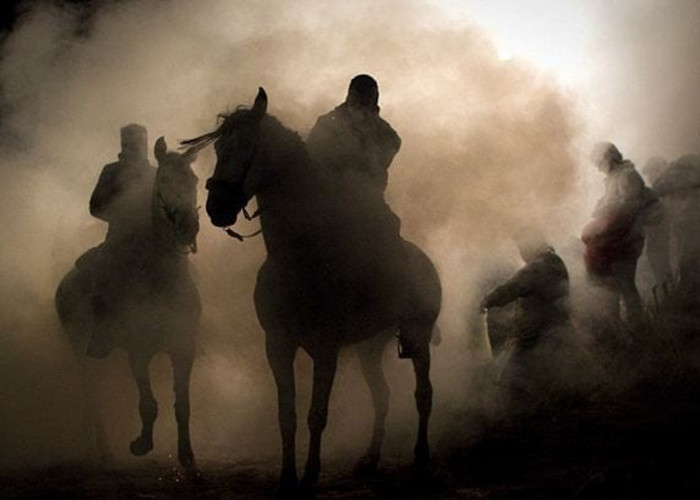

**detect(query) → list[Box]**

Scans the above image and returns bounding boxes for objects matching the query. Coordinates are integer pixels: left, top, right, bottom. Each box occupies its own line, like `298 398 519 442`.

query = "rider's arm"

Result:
89 164 119 222
375 118 401 169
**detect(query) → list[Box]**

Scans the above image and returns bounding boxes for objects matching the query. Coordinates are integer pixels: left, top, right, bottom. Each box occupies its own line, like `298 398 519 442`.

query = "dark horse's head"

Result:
182 88 268 228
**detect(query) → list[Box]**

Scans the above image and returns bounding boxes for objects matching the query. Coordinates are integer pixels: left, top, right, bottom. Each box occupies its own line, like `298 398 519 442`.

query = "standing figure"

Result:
654 154 700 305
87 124 156 357
641 157 673 291
582 142 654 332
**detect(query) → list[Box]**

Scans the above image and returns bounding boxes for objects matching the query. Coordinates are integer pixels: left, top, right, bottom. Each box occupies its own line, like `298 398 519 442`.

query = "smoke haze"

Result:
0 0 697 471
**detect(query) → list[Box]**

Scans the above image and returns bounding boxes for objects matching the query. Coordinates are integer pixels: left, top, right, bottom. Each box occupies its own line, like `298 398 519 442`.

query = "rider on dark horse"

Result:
87 124 156 358
307 74 401 194
307 74 415 356
307 74 401 235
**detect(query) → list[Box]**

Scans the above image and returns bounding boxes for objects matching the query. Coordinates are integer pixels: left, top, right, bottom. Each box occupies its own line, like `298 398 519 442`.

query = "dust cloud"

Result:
584 0 700 162
0 0 687 472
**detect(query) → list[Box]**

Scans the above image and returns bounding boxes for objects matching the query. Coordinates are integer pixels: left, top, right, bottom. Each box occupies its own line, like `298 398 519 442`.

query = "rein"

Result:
223 205 264 242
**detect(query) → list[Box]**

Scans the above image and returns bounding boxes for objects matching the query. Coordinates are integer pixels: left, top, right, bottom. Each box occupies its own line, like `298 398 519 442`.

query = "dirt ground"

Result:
3 396 700 499
4 300 700 499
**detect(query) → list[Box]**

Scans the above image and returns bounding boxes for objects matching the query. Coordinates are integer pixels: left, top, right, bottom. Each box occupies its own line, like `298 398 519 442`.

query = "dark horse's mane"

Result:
181 107 307 161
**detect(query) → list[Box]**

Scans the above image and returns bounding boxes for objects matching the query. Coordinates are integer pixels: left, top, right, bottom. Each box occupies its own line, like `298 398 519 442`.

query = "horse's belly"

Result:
254 258 405 341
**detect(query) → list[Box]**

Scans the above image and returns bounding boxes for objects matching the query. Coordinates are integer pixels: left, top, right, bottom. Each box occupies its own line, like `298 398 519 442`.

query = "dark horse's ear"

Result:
251 87 268 120
155 136 167 163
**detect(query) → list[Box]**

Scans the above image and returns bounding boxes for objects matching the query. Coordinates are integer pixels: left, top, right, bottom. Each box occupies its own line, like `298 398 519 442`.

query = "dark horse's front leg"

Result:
171 350 195 470
301 348 339 488
354 334 391 475
266 333 299 490
403 324 433 468
128 353 157 457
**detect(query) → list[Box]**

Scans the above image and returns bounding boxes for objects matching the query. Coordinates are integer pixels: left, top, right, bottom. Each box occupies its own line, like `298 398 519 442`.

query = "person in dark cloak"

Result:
480 231 571 409
307 74 401 192
307 74 402 239
306 75 417 355
86 124 156 358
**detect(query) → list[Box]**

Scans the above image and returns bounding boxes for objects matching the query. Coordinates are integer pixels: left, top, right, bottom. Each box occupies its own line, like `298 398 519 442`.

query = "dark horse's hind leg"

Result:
403 324 433 468
301 348 339 488
354 334 391 475
172 350 195 470
129 353 157 457
74 353 112 464
266 333 299 490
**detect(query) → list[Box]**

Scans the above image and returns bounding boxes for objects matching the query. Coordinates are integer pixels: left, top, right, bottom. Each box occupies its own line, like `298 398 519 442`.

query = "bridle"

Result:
154 176 198 255
206 133 265 243
223 205 264 241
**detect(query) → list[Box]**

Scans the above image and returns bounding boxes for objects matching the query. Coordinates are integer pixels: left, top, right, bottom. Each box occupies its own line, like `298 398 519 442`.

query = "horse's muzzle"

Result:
206 196 238 227
205 178 246 227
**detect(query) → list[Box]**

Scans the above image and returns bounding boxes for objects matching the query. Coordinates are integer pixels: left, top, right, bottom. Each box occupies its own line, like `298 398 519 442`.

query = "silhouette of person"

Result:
307 74 401 192
307 75 403 237
480 230 571 409
654 154 700 303
582 142 649 332
641 157 673 290
88 124 156 358
481 231 570 345
306 75 411 355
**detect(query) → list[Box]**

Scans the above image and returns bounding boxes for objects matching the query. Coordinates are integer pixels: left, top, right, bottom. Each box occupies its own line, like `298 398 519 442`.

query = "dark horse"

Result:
187 88 441 488
54 138 201 470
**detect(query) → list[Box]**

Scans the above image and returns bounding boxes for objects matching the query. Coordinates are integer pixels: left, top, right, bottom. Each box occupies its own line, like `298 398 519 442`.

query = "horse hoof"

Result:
414 447 430 470
179 455 196 473
129 436 153 456
184 465 203 483
178 447 195 470
353 454 379 477
275 472 299 499
299 472 318 492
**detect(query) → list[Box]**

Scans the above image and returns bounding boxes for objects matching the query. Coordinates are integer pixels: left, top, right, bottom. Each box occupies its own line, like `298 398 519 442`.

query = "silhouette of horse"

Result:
187 88 441 489
54 138 201 470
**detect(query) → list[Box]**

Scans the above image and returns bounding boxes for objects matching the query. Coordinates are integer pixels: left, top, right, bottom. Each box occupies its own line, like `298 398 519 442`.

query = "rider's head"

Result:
591 141 623 174
345 74 379 113
119 123 148 162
